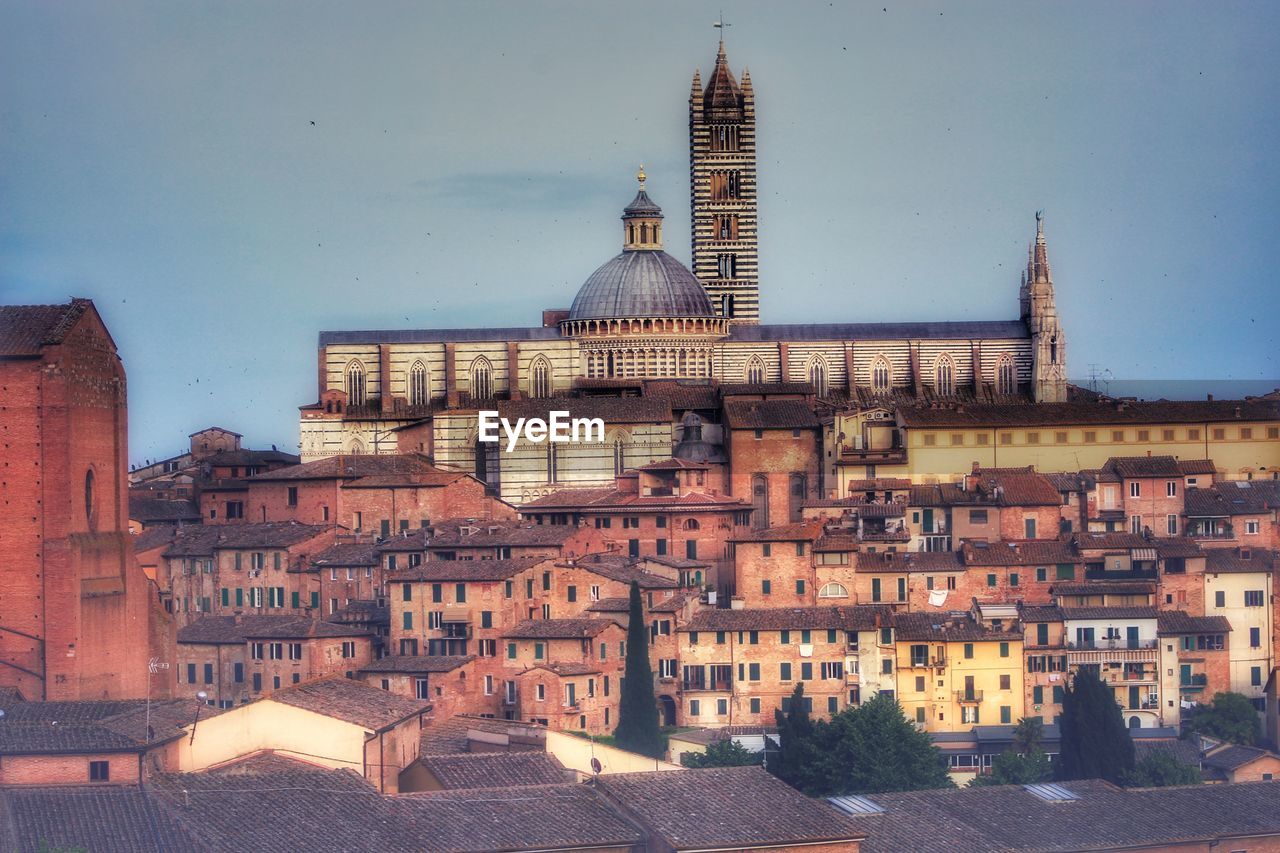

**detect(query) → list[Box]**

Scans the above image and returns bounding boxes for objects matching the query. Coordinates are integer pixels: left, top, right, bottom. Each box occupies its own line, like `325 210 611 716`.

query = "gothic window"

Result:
710 125 739 152
745 355 765 384
751 474 769 530
871 356 891 392
613 434 626 476
470 357 493 400
715 214 737 240
717 253 736 278
1050 335 1059 364
710 170 740 201
724 295 735 317
530 356 552 399
807 356 829 397
789 473 808 523
546 443 557 485
408 361 429 406
934 354 955 397
346 360 366 407
348 437 367 455
996 354 1016 396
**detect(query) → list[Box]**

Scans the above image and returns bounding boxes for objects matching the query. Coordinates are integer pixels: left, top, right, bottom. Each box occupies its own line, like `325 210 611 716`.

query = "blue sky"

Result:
2 1 1277 464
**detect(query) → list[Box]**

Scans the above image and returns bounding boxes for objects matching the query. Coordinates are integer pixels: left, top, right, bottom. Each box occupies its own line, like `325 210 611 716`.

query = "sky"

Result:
2 1 1277 465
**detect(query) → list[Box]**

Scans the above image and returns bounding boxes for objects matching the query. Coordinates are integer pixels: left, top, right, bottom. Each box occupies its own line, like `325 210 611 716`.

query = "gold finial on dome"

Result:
637 164 646 189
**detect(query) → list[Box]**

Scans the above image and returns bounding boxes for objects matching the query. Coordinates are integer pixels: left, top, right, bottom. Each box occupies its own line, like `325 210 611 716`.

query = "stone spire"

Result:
1023 211 1066 402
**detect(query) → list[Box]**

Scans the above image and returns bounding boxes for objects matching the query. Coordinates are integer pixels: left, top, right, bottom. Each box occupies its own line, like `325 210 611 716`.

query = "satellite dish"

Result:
590 757 603 775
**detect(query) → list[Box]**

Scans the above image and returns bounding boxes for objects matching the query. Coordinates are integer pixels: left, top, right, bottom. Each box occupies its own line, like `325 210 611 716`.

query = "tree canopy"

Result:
1122 749 1202 787
612 580 664 758
1185 692 1261 746
680 738 763 768
1057 668 1135 784
769 687 953 795
969 717 1052 787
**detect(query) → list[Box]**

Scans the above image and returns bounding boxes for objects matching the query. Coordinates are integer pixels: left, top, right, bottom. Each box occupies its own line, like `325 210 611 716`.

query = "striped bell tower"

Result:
690 41 759 324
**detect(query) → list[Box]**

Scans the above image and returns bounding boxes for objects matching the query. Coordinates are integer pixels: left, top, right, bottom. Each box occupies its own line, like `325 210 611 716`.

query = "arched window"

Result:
871 356 891 393
751 473 769 530
84 469 96 531
934 354 955 397
789 473 808 523
1050 335 1059 364
996 354 1016 396
346 360 366 407
348 437 367 455
807 356 829 397
744 355 766 385
613 435 626 476
818 582 849 599
546 443 557 484
683 518 700 531
530 356 552 399
470 357 493 400
408 361 429 407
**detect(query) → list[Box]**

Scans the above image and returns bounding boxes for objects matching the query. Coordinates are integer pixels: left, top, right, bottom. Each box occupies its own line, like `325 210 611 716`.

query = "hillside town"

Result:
3 22 1280 853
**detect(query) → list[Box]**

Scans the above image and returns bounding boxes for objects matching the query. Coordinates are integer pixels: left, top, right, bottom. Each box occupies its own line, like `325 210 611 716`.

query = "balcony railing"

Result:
861 531 912 543
838 446 908 465
681 679 732 693
955 691 984 704
1066 640 1157 651
1180 673 1209 691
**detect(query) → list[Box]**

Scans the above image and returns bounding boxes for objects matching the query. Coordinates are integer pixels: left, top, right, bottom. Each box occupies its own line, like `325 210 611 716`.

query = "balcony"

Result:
861 530 912 543
1066 643 1156 667
681 679 732 693
838 446 908 465
1180 673 1209 692
955 691 984 704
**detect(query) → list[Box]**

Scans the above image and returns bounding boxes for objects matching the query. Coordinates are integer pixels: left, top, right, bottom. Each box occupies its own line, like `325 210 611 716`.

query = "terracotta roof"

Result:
649 590 703 613
571 555 680 589
723 399 821 430
1178 459 1218 475
1 785 204 850
0 300 93 357
968 468 1063 506
520 486 748 511
380 518 585 550
1072 532 1151 551
503 619 615 639
856 551 964 572
843 778 1280 853
1155 538 1207 558
1017 605 1064 622
961 540 1079 566
419 714 546 756
397 784 643 851
1059 606 1159 620
132 524 180 553
359 655 474 674
416 752 567 790
128 496 202 523
844 478 914 490
1050 581 1154 596
1186 482 1280 516
1157 612 1233 635
585 596 630 613
894 613 1022 642
388 556 548 582
730 521 822 542
178 615 368 645
897 398 1280 428
1203 744 1277 771
522 662 601 676
1105 455 1184 478
311 541 380 567
593 766 864 849
269 677 430 731
0 698 217 755
1205 548 1276 573
248 453 453 483
163 522 332 556
910 482 983 507
718 381 816 397
680 605 893 633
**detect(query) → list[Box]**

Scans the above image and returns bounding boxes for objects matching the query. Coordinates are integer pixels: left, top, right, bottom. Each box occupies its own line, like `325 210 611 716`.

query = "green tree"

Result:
969 749 1053 786
681 738 762 768
613 581 664 758
1058 668 1135 784
768 683 817 790
1011 716 1045 754
769 692 953 795
1185 692 1260 746
1122 750 1202 787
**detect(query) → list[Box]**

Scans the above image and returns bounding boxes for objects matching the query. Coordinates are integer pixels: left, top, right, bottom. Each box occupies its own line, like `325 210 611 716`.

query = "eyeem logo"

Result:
478 411 605 452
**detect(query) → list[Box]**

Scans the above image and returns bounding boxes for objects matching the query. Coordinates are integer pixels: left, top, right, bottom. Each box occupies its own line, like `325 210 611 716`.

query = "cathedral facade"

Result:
298 44 1067 501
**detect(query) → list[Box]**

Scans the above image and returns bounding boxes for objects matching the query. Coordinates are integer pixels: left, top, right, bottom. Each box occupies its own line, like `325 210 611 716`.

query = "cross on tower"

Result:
714 11 730 42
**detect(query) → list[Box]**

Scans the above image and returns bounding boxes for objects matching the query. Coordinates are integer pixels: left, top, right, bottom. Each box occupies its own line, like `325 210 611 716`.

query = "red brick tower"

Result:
0 299 161 699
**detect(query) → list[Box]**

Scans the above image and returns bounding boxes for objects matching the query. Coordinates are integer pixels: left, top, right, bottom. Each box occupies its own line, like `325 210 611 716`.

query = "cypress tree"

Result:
614 580 664 758
768 683 815 790
1058 667 1135 783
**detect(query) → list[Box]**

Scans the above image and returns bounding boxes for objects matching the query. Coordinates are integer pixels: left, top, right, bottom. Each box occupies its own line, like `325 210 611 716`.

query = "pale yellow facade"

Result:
895 637 1025 733
1204 568 1274 703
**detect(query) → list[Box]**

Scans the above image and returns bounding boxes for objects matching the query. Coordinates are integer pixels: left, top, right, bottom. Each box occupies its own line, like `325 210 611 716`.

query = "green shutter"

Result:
221 589 229 607
291 591 300 609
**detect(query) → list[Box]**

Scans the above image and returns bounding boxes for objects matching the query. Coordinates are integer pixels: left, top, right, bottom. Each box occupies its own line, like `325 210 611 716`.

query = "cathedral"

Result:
299 42 1067 501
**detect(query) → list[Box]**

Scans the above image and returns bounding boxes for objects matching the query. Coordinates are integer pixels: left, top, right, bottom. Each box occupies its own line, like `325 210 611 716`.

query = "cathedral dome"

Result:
569 250 714 321
568 167 715 322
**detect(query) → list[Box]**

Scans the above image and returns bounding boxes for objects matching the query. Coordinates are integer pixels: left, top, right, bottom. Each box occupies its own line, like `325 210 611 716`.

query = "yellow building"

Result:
894 612 1024 733
828 398 1280 492
1204 549 1274 707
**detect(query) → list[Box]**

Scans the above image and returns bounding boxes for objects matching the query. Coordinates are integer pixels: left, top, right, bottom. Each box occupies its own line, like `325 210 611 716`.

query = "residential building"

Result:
1204 548 1274 710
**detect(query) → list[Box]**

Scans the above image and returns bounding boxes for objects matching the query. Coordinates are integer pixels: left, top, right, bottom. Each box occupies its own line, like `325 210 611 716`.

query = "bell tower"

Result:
690 39 759 323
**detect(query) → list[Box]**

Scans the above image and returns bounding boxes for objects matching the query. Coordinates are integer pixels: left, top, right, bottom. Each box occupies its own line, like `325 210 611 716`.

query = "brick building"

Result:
501 619 625 733
723 399 822 529
0 300 165 700
359 654 476 717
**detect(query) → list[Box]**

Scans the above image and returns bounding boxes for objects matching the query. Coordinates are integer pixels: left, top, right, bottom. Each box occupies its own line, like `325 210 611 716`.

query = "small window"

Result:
89 760 110 782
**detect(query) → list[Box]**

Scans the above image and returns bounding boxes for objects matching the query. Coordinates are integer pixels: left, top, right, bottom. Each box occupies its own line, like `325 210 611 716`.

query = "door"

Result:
1126 626 1140 649
922 509 934 533
1180 664 1191 686
1128 686 1140 710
